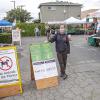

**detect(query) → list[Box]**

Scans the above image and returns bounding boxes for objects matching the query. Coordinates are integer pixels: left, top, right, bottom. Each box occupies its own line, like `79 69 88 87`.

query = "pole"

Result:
10 0 16 29
10 0 16 9
14 1 15 9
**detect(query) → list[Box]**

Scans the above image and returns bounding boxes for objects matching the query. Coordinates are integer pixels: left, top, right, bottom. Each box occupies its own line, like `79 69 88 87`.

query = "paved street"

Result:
1 35 100 100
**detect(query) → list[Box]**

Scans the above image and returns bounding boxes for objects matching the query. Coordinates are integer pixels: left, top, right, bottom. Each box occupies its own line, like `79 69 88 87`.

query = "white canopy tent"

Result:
64 17 82 24
81 17 93 24
0 26 12 28
47 17 93 25
47 21 64 24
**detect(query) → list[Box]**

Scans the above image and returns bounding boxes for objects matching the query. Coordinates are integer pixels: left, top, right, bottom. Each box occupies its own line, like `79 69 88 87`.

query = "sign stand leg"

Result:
30 54 35 81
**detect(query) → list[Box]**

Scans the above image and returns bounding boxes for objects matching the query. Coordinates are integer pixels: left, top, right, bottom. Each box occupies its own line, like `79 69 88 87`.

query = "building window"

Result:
48 6 56 10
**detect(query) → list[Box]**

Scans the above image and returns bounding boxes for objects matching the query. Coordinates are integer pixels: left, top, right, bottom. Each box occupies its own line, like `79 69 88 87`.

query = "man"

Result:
96 22 100 34
48 24 70 80
46 26 51 40
91 18 98 34
34 27 40 36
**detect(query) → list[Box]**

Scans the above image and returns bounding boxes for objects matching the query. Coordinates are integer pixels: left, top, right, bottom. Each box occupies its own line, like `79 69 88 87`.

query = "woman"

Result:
48 24 70 80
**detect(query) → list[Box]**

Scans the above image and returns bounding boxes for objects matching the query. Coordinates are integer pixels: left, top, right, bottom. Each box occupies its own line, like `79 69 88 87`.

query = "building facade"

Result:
39 2 82 23
81 9 99 19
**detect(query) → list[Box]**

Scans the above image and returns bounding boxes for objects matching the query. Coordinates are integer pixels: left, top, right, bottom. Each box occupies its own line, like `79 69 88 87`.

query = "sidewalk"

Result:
1 35 100 100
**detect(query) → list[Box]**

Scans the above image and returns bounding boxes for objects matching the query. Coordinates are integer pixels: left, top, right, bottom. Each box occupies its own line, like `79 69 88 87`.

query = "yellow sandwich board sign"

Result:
0 46 22 98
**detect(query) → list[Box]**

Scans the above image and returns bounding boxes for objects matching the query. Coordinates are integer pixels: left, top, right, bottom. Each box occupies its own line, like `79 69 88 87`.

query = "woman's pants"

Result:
57 52 67 75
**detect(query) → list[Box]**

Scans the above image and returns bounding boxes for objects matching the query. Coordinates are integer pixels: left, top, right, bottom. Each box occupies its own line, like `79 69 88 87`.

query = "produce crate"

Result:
88 36 96 46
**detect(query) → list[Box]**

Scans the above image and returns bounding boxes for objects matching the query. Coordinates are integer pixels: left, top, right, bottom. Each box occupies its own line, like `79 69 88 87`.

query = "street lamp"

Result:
10 0 16 9
10 0 16 29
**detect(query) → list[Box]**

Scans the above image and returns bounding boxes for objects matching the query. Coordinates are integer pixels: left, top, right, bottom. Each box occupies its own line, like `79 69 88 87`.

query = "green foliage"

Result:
34 19 41 23
39 23 45 36
16 23 45 36
0 33 12 44
5 8 32 22
67 25 85 35
49 25 60 30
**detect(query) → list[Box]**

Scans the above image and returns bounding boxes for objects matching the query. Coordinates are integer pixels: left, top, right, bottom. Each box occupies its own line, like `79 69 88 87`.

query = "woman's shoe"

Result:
63 74 68 80
60 73 64 77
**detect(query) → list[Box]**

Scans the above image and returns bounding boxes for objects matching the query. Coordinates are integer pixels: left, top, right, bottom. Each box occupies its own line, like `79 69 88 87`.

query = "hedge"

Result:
0 33 12 44
0 23 45 43
16 23 45 37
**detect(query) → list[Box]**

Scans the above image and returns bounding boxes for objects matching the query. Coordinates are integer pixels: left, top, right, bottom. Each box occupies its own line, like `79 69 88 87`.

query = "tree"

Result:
5 8 32 22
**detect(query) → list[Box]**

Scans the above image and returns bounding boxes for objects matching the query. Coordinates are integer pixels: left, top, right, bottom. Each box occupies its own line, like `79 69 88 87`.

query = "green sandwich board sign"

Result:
30 43 58 80
30 43 54 62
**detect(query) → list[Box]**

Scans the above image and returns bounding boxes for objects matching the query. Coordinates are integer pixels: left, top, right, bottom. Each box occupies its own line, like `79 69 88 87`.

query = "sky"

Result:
0 0 100 19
